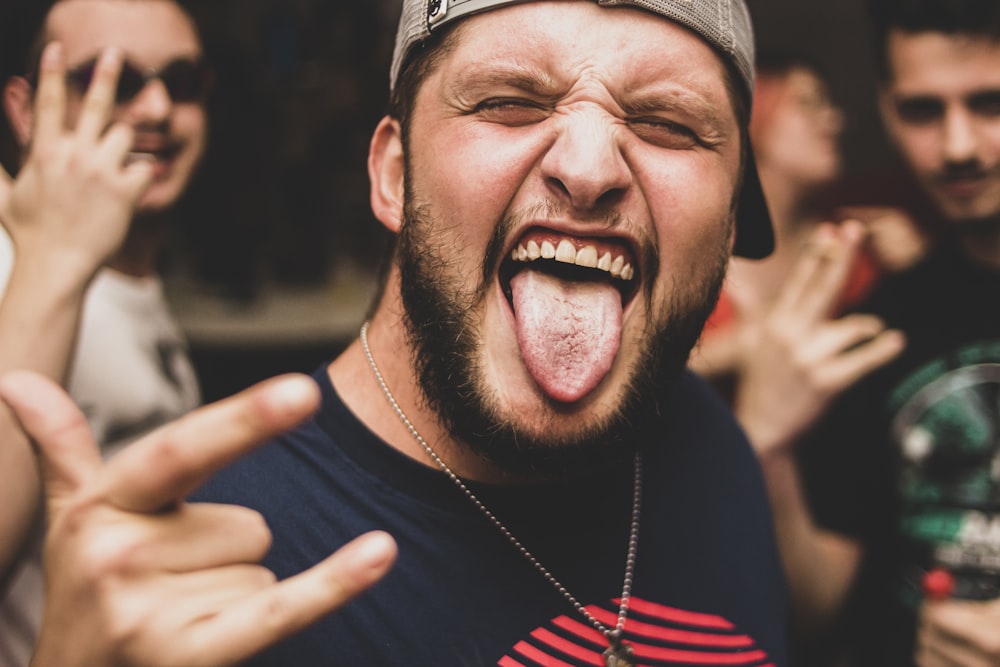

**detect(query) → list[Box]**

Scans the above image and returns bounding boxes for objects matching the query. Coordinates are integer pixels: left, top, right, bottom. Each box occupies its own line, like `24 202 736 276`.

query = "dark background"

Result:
0 0 905 401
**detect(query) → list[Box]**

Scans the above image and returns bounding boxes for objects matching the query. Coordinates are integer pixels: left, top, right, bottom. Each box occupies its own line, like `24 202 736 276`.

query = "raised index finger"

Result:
31 42 68 147
100 374 321 513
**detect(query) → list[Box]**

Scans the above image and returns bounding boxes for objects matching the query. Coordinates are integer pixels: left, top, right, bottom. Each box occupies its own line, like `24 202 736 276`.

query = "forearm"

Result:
0 255 95 581
757 451 861 637
0 253 95 378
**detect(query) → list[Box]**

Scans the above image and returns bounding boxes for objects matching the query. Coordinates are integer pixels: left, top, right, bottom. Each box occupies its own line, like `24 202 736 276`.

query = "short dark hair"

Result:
0 1 54 83
868 0 1000 81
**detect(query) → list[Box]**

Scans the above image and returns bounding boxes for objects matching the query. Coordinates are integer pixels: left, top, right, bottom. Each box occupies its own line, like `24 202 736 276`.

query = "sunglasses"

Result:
63 57 214 105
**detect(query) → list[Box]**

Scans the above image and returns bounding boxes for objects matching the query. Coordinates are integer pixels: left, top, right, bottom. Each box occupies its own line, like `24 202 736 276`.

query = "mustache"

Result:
936 159 995 184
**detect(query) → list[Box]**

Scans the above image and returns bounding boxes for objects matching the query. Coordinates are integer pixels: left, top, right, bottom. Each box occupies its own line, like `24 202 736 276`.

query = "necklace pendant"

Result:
602 641 635 667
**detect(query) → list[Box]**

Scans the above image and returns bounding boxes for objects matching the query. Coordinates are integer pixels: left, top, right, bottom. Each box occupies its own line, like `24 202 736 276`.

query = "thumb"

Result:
0 370 102 509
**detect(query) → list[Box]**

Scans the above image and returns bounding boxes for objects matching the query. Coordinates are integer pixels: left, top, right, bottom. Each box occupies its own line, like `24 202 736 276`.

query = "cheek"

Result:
890 125 940 171
411 125 541 239
644 158 736 257
173 106 208 152
984 123 1000 162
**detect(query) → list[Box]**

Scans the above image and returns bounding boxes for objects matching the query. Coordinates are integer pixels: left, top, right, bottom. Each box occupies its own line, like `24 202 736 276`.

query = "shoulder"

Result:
645 370 766 511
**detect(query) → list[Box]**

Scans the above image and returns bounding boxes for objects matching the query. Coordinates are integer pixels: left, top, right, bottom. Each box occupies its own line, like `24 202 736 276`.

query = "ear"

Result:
3 76 35 148
368 115 405 234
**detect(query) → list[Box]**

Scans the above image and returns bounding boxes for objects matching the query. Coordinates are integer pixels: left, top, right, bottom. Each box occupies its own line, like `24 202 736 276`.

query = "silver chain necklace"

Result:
360 322 641 666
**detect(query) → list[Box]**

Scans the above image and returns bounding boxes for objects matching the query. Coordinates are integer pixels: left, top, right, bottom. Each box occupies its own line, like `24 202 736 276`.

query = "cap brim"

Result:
732 145 774 259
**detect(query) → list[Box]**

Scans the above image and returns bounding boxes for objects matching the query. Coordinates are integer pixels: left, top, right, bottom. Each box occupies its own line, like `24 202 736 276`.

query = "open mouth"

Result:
499 229 640 310
498 228 640 404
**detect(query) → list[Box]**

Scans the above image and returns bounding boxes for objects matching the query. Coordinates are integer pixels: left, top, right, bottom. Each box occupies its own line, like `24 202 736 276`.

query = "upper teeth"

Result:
126 152 158 163
512 239 634 281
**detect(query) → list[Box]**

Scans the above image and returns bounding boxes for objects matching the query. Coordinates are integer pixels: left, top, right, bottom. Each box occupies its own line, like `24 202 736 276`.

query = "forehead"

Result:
437 2 735 115
886 29 1000 96
46 0 201 64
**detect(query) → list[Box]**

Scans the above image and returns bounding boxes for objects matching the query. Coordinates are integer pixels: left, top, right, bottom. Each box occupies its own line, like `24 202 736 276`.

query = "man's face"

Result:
393 2 740 469
880 29 1000 225
44 0 208 213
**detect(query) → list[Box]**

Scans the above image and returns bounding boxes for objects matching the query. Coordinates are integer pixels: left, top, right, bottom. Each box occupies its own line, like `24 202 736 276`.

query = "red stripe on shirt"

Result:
615 598 736 630
512 639 592 666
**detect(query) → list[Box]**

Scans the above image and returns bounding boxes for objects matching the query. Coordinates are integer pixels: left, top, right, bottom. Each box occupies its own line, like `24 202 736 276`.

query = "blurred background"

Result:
0 0 906 402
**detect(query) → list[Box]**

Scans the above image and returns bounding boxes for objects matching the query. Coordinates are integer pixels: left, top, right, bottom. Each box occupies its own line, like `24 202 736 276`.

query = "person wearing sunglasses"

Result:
0 2 208 664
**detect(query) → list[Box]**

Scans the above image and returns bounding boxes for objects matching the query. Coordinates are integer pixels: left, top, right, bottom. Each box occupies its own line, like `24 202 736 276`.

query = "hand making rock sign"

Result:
0 371 397 667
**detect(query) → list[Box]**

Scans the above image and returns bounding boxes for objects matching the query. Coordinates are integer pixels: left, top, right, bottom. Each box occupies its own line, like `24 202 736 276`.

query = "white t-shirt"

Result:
0 232 200 667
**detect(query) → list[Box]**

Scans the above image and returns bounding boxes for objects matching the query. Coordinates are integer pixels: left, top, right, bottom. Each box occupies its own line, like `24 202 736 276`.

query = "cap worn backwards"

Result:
389 0 774 259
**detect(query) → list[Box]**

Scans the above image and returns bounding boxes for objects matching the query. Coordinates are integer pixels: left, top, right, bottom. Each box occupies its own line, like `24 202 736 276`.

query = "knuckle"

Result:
144 429 196 485
259 590 292 630
74 526 139 579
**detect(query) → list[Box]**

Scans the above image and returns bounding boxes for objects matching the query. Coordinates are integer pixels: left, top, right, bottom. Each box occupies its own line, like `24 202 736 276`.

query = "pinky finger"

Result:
185 530 397 667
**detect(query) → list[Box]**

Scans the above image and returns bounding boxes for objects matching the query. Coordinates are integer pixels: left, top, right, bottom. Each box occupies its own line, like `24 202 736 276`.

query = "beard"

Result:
396 196 729 478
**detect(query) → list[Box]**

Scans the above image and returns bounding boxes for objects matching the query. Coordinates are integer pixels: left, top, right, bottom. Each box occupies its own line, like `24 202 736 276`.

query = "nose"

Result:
124 79 172 125
942 106 977 164
540 107 632 211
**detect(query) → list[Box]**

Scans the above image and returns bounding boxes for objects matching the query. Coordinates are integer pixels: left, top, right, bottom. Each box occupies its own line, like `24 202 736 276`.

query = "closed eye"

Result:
627 117 705 149
475 98 551 126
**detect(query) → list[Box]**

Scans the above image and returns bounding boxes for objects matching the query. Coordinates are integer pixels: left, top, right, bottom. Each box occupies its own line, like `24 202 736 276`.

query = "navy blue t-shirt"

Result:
195 366 788 666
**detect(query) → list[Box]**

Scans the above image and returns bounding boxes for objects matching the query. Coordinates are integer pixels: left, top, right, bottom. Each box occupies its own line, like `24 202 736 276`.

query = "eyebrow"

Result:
448 64 560 103
621 89 729 128
449 63 731 125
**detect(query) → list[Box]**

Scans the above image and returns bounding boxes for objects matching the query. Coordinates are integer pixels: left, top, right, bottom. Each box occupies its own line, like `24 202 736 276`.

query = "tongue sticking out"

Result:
510 268 623 403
